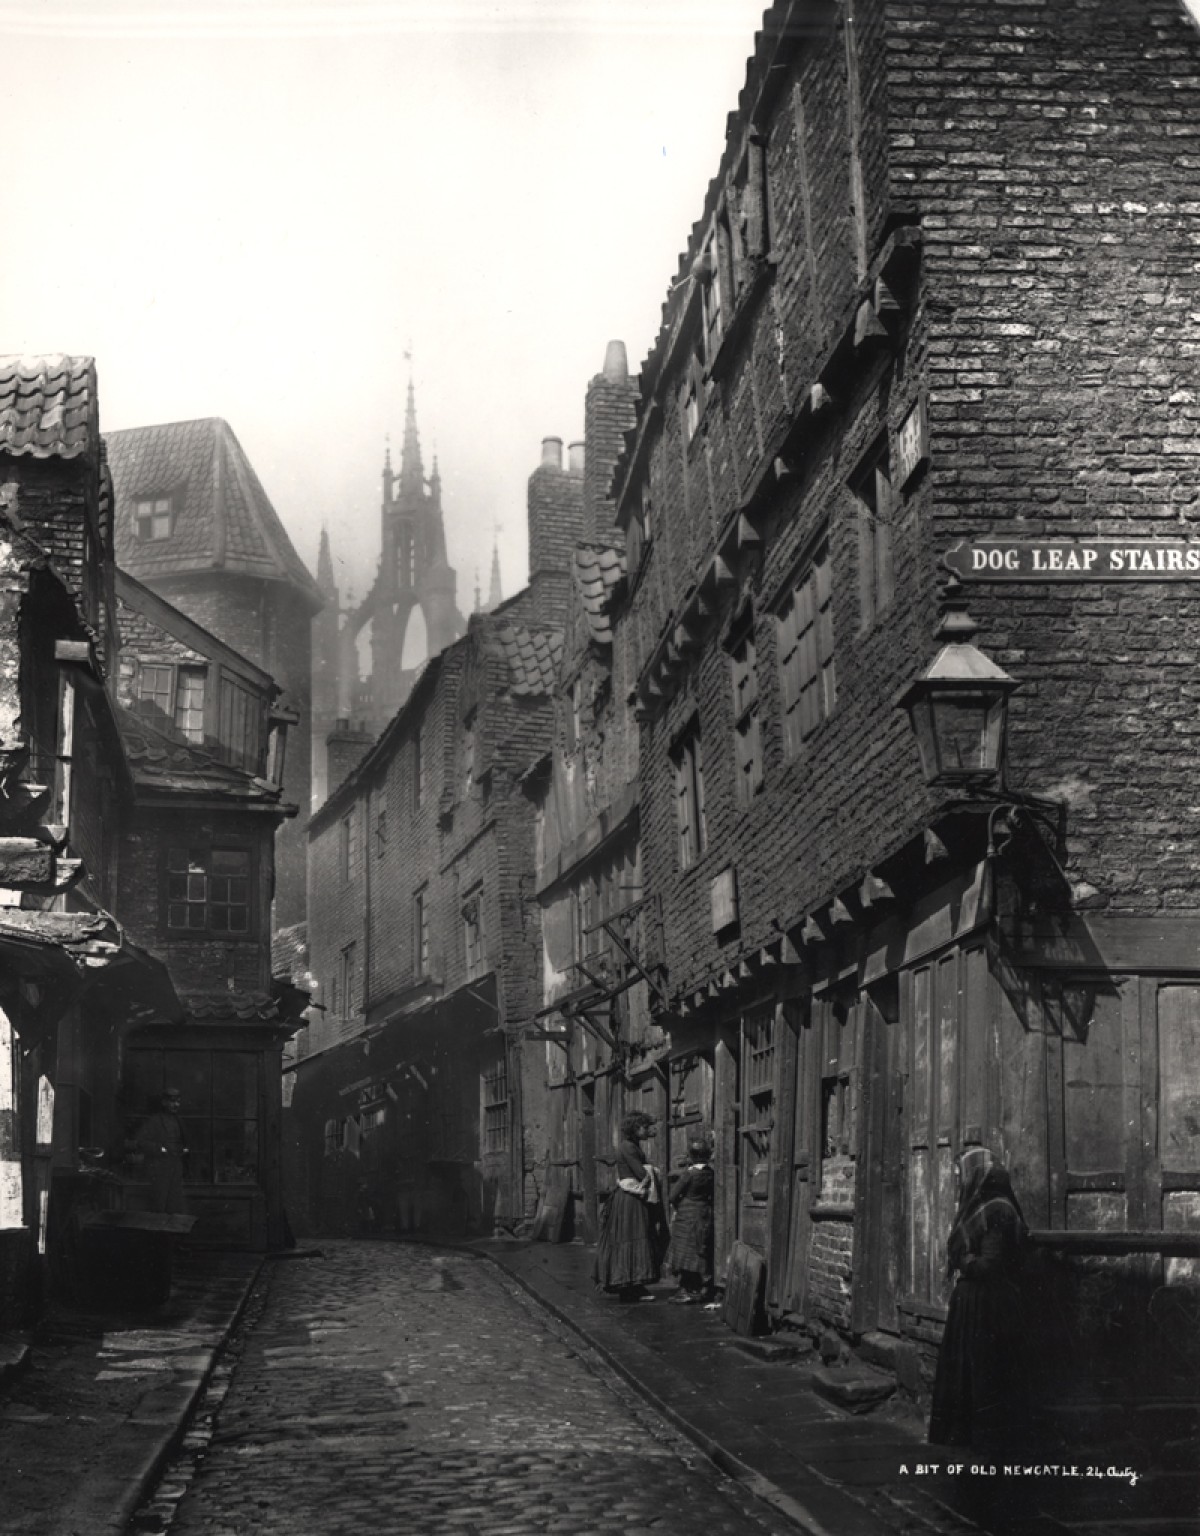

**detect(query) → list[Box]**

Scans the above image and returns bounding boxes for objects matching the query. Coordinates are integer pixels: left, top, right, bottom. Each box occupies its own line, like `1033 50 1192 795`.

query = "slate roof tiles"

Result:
495 623 564 696
0 355 98 461
106 418 321 606
572 543 627 645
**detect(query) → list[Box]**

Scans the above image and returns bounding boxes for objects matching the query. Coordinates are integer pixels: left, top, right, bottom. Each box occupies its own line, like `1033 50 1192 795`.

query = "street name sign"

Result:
944 538 1200 581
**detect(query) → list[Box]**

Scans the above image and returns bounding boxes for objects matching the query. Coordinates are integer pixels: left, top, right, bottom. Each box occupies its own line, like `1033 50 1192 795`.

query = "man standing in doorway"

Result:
135 1087 189 1215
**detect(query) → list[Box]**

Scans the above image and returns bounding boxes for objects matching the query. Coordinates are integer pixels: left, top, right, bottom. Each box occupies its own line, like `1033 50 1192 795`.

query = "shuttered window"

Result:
777 542 836 755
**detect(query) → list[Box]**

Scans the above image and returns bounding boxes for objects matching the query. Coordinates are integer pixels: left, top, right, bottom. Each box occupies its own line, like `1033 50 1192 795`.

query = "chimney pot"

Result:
541 436 563 469
568 441 585 476
602 340 628 385
334 716 350 732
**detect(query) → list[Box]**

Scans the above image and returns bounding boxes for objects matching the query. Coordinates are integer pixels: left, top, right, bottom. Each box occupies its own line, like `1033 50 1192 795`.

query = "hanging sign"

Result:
945 538 1200 582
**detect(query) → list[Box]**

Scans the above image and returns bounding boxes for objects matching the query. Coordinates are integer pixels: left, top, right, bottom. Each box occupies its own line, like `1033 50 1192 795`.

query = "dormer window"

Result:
132 661 206 744
135 497 174 542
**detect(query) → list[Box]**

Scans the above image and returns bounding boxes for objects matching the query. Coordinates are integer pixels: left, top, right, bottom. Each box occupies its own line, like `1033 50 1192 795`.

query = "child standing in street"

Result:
667 1136 715 1303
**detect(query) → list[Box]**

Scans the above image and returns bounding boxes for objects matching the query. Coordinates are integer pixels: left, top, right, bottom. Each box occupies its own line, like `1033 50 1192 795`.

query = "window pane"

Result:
212 1121 258 1184
163 1051 211 1115
182 1118 213 1183
212 1052 257 1117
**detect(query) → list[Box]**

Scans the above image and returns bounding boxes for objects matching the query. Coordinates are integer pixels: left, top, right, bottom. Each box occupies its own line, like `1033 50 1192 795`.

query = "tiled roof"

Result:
572 543 627 645
0 356 97 460
184 989 284 1022
495 623 564 696
106 419 321 606
118 708 279 802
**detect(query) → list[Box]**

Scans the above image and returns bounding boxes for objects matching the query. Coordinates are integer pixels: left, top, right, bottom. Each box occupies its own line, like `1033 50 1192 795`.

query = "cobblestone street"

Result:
138 1243 791 1536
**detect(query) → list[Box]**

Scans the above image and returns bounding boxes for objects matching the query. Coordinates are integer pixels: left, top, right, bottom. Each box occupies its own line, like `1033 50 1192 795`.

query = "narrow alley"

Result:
130 1243 793 1536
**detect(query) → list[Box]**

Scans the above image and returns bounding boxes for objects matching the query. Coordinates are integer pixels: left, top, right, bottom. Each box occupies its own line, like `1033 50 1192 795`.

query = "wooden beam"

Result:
924 828 949 864
859 872 895 908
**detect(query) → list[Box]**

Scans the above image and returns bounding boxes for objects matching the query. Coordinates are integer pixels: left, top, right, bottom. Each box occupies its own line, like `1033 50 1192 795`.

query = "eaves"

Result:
534 783 639 901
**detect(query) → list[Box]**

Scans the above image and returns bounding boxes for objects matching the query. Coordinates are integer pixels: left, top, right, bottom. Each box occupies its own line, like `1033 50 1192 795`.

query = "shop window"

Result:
124 1048 259 1186
135 496 174 542
166 846 251 935
482 1058 509 1155
671 719 707 870
852 439 896 631
777 540 837 755
728 624 763 805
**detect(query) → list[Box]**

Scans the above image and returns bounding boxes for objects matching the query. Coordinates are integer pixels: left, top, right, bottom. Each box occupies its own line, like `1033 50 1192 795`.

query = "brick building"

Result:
521 343 669 1244
601 0 1200 1400
285 439 575 1238
0 359 301 1328
112 570 302 1250
107 418 321 931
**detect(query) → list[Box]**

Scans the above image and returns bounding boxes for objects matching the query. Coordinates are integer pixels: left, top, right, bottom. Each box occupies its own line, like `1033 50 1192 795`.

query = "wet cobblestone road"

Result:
138 1242 791 1536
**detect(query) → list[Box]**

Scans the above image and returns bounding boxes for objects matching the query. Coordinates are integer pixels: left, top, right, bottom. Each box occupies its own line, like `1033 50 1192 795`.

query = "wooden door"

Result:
1044 976 1200 1392
901 940 991 1324
781 1007 814 1315
853 986 903 1336
738 1004 775 1255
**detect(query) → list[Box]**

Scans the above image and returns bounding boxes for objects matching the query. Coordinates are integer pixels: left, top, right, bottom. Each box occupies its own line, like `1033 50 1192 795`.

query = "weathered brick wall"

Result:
808 1153 856 1328
117 807 275 996
2 455 104 644
528 461 586 581
583 362 639 540
885 0 1200 914
624 0 1200 1010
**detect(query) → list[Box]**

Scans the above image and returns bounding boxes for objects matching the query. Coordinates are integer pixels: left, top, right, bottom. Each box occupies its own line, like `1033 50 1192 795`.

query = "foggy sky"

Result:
0 0 769 618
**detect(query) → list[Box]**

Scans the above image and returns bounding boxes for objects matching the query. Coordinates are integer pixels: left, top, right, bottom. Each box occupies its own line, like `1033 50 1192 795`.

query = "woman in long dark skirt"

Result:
929 1145 1032 1452
594 1112 661 1302
667 1136 715 1303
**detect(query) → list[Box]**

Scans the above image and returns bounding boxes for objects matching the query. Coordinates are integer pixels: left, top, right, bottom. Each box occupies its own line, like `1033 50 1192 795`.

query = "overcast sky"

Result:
0 0 769 624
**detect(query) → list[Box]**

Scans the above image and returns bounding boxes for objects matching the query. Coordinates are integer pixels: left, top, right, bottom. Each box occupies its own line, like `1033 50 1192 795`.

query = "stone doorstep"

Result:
728 1334 814 1363
811 1363 897 1415
857 1331 926 1396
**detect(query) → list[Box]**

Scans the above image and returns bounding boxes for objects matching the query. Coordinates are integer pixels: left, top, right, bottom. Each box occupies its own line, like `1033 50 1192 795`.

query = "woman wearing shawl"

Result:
929 1145 1032 1449
593 1112 664 1302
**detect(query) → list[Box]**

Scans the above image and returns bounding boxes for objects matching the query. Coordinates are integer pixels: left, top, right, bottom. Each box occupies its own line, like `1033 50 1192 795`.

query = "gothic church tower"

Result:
312 378 464 802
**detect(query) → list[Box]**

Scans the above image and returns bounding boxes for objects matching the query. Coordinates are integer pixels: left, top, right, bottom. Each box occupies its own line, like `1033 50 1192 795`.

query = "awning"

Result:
0 911 183 1027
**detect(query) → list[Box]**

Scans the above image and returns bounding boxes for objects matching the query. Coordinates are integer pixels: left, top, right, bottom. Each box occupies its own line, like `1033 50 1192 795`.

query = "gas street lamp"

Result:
895 602 1019 789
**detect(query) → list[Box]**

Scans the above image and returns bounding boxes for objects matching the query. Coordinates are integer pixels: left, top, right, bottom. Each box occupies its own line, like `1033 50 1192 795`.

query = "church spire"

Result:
316 524 337 599
487 536 503 610
399 375 424 501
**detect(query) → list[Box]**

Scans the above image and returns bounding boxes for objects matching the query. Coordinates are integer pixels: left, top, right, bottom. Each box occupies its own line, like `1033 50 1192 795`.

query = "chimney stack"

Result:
325 719 375 795
585 339 639 539
602 340 629 384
